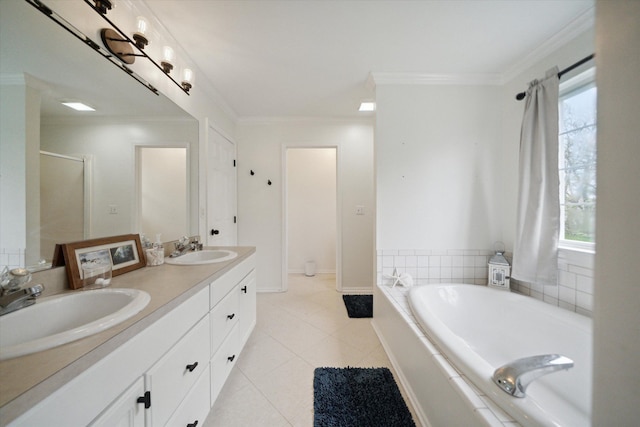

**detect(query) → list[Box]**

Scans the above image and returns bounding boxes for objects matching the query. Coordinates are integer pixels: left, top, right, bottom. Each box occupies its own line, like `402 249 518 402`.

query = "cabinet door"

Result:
145 315 210 426
238 270 256 348
89 377 145 427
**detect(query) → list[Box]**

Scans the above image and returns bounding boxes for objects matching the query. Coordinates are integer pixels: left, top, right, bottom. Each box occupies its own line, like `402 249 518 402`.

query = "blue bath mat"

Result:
313 367 415 427
342 294 373 318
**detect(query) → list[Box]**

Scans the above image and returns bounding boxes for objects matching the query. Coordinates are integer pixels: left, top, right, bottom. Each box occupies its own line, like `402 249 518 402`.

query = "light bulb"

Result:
136 16 149 36
162 46 174 63
182 68 194 84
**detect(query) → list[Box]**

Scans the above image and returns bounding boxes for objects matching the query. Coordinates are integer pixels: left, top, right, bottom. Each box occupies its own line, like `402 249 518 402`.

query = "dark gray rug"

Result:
342 294 373 318
313 367 415 427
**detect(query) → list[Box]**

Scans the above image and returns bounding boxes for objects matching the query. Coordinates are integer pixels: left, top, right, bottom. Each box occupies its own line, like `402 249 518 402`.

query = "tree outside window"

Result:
559 77 597 245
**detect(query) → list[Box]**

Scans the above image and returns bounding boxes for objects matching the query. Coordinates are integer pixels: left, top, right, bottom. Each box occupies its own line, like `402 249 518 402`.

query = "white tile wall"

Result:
377 247 595 317
377 249 493 287
510 248 595 317
0 248 25 270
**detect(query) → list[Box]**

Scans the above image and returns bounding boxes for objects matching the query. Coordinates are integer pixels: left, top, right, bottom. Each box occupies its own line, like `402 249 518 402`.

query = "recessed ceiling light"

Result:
61 101 95 112
359 101 376 112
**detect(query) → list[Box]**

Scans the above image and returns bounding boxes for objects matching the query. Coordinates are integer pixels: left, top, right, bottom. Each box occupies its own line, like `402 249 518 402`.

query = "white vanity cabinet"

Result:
8 250 256 427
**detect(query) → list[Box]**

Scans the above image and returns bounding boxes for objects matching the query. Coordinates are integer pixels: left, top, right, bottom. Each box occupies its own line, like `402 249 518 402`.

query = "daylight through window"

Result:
558 69 597 247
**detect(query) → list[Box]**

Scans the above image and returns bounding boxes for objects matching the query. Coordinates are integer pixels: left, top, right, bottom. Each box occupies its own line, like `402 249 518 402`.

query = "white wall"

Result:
375 84 502 251
287 148 336 274
592 1 640 423
40 118 198 240
237 120 374 292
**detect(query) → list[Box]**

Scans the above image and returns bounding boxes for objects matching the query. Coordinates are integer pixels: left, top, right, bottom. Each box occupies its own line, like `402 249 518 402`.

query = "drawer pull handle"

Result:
137 391 151 409
227 313 235 320
227 354 236 362
186 362 199 372
187 421 199 427
241 286 247 293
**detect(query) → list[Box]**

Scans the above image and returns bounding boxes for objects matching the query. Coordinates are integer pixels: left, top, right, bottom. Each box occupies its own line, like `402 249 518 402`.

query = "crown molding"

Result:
369 72 502 87
368 7 595 89
500 7 595 83
0 73 50 90
237 116 374 126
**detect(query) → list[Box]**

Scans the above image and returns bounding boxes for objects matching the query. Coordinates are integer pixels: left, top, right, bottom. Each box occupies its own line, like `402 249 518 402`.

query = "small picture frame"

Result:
61 234 146 289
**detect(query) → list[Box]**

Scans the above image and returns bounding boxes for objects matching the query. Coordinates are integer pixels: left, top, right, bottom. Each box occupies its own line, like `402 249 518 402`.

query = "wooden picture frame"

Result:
61 234 146 289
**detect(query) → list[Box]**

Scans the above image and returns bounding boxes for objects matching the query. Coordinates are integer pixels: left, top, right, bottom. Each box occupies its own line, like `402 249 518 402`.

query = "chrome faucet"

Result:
493 354 574 397
0 267 45 316
170 236 191 258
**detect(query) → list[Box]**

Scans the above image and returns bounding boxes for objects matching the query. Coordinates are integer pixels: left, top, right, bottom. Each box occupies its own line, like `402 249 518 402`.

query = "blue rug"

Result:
313 367 415 427
342 294 373 318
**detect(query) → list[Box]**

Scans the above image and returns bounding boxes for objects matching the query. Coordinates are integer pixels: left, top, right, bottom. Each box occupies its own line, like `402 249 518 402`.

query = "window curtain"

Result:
512 67 560 286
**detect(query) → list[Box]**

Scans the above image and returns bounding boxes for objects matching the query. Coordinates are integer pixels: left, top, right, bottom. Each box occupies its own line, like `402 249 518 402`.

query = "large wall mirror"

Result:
0 0 199 268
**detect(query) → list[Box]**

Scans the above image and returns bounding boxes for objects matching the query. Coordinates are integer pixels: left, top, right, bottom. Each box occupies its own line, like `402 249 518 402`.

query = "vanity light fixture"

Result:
132 16 149 50
93 0 114 15
61 101 96 112
359 101 376 112
181 68 194 93
26 0 194 96
161 46 174 74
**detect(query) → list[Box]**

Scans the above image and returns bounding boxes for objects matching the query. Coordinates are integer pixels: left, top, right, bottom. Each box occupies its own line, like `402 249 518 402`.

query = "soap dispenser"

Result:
146 234 165 266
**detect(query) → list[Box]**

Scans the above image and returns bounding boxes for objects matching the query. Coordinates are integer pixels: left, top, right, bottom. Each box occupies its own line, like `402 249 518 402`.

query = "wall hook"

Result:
250 170 255 176
268 179 272 186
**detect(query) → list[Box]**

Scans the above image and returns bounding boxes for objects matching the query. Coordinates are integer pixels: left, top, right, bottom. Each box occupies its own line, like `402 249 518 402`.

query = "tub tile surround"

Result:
0 248 24 270
377 284 521 426
377 247 595 316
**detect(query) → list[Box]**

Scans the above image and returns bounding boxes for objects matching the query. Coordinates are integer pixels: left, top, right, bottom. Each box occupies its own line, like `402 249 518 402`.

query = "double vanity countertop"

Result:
0 246 256 425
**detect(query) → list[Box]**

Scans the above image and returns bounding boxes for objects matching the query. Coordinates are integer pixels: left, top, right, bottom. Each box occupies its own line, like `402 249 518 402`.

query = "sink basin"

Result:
0 288 150 360
165 249 237 265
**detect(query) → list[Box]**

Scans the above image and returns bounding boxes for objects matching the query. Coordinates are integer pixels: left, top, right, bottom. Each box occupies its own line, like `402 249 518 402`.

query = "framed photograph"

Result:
61 234 146 289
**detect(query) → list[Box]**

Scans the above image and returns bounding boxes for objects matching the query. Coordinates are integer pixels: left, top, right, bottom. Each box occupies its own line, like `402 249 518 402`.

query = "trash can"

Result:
304 261 316 277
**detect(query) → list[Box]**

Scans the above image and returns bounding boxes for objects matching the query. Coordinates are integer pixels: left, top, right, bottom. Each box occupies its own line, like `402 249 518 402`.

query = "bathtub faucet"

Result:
492 354 574 397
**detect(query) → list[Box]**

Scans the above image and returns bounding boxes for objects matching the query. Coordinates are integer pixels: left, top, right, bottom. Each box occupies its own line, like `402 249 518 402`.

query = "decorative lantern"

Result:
488 251 511 290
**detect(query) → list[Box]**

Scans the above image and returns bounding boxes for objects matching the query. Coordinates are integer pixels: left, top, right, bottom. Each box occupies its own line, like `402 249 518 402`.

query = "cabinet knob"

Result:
186 362 199 372
137 391 151 409
210 229 220 235
227 354 236 362
227 313 235 320
241 286 247 293
187 421 199 427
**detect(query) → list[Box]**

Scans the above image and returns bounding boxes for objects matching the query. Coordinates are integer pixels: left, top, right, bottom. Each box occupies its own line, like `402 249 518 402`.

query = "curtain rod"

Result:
515 53 595 101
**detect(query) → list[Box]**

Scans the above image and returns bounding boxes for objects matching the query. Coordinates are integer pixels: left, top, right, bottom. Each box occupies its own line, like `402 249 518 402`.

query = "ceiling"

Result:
144 0 595 119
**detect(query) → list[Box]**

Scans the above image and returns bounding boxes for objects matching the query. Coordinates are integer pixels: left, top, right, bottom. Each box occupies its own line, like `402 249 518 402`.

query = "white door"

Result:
207 128 237 246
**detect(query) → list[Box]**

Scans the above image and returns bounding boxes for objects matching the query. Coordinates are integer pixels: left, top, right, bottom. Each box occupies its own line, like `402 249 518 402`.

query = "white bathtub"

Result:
408 284 592 426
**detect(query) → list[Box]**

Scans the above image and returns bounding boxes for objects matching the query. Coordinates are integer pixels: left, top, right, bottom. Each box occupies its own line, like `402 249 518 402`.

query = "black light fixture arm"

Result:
24 0 159 95
515 53 595 101
83 0 191 95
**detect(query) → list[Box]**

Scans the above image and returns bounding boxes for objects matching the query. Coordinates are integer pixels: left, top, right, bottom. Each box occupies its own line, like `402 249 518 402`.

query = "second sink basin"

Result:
0 288 150 360
165 249 237 265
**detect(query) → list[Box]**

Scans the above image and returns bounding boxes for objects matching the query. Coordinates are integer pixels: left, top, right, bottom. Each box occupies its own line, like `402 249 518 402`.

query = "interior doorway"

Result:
136 146 188 242
283 147 339 291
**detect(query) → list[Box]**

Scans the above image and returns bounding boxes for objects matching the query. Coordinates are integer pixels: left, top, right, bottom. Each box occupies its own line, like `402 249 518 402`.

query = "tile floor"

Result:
203 273 417 426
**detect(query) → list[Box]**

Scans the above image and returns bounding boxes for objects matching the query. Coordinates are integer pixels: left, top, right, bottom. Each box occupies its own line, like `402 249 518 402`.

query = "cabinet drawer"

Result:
145 314 210 427
210 253 256 308
210 324 239 405
165 365 210 427
210 287 239 355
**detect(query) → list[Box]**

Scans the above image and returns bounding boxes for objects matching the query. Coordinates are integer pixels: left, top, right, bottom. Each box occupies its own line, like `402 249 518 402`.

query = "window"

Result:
558 69 597 249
